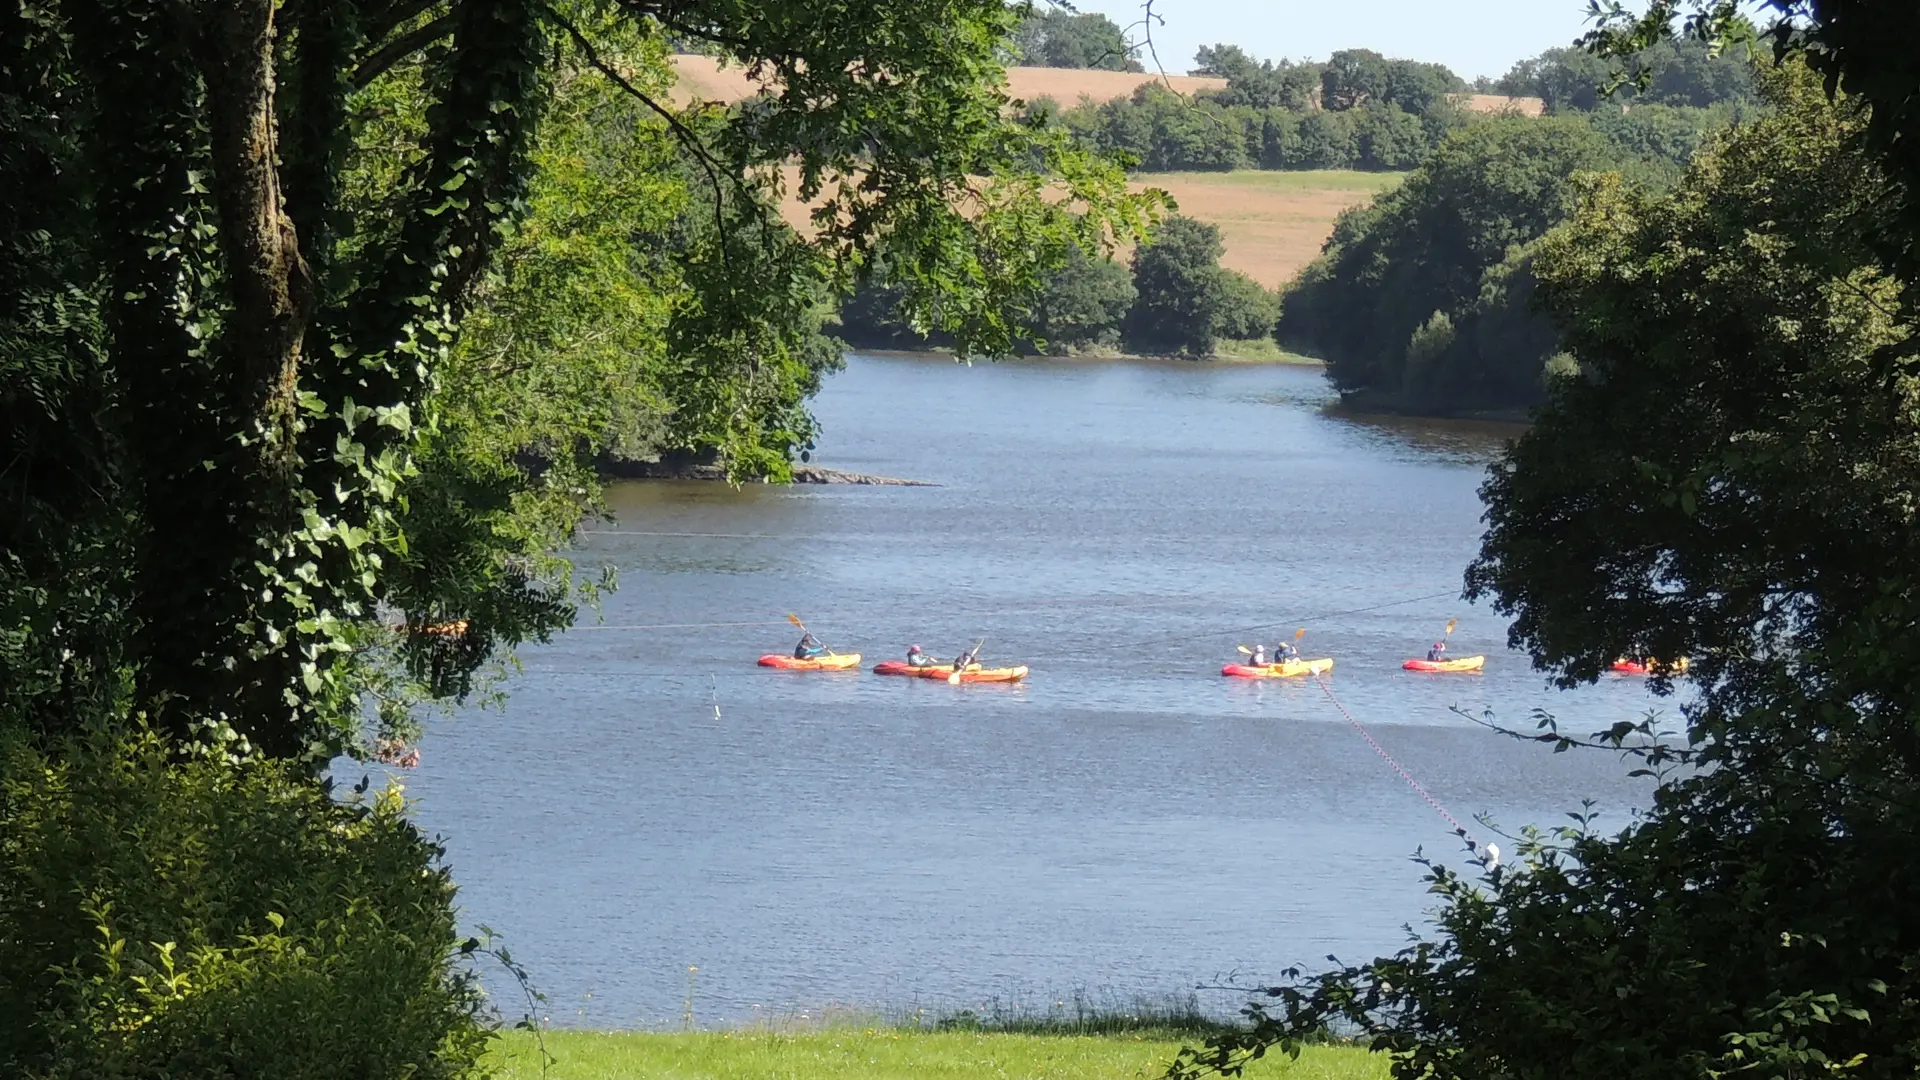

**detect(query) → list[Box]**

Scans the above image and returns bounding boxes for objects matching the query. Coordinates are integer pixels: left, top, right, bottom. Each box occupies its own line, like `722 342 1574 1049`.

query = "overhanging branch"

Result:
541 4 749 271
354 10 457 88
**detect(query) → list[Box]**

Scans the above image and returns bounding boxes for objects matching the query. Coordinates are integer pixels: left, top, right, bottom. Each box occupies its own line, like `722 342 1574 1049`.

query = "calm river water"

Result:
395 354 1669 1027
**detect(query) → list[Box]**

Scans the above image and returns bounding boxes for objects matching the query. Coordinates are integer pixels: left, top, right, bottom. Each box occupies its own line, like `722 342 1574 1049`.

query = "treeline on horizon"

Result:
1012 10 1758 175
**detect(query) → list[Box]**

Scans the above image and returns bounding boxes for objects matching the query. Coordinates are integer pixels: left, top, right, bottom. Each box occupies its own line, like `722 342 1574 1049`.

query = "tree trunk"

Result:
200 0 313 470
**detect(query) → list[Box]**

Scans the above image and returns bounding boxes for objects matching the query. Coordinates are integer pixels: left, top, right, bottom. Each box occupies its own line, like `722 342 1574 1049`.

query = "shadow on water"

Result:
1320 404 1526 466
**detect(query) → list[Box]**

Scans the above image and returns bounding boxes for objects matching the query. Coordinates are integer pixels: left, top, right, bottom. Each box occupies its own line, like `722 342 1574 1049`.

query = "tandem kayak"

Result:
872 661 1029 683
1221 658 1334 678
757 653 862 671
1402 655 1486 673
1610 657 1689 675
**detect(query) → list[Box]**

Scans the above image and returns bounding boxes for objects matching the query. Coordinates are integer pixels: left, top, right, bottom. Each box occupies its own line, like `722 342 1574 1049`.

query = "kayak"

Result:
1402 655 1486 673
872 660 1029 683
1221 658 1334 678
1611 657 1688 675
758 653 862 671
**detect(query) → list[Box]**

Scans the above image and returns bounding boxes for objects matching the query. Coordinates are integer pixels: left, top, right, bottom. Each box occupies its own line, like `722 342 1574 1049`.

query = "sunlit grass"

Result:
485 1028 1389 1080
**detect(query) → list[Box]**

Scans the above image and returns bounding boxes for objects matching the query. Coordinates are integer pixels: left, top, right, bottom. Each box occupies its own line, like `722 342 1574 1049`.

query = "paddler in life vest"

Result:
1249 644 1268 666
905 644 937 668
793 632 828 660
1427 641 1447 662
1275 640 1299 663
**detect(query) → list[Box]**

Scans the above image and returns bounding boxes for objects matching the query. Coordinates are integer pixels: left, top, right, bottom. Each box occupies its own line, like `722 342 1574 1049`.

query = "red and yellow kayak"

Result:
1402 655 1486 673
758 653 862 671
1610 657 1688 675
1221 658 1334 679
873 660 1029 683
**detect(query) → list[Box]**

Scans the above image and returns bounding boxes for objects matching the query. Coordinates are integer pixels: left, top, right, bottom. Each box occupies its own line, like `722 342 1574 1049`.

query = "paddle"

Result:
785 613 836 657
948 638 985 684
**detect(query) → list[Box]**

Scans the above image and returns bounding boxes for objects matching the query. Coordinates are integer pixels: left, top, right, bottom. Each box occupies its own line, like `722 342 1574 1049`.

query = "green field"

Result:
485 1029 1389 1080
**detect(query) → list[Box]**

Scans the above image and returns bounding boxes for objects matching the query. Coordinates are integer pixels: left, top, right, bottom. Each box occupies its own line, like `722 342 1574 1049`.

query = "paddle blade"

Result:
1445 618 1458 636
1236 645 1252 655
948 670 962 685
787 613 804 627
1294 627 1307 640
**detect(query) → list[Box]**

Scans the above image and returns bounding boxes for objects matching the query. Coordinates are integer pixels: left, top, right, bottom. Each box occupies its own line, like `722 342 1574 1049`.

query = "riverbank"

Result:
484 1028 1387 1079
857 343 1324 365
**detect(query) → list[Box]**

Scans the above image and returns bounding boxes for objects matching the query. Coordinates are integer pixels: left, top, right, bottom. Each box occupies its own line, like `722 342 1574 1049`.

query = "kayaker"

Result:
905 644 938 668
953 643 981 671
793 633 828 660
1427 641 1447 662
1275 640 1299 662
1249 644 1268 666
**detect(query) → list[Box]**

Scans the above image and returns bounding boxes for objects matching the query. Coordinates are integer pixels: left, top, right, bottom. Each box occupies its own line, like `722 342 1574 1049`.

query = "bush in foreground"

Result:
0 726 492 1079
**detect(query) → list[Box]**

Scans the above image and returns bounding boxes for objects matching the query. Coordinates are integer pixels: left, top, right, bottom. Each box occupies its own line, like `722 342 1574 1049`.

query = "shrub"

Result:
1125 215 1226 356
0 725 493 1079
1211 269 1279 341
1034 246 1137 352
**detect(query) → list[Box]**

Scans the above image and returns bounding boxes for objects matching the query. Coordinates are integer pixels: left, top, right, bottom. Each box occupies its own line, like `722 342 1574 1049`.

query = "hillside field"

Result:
1138 170 1403 288
770 167 1400 291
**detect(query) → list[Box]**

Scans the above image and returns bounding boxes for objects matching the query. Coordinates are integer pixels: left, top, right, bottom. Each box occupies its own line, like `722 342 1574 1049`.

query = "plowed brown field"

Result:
667 55 1230 107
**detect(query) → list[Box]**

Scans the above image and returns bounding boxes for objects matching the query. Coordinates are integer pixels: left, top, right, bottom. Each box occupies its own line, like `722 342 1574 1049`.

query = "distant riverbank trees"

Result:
838 215 1278 359
1278 116 1647 414
1274 77 1765 417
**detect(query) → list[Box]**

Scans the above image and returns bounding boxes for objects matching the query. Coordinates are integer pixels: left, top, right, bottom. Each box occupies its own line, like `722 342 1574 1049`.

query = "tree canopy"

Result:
1009 7 1140 71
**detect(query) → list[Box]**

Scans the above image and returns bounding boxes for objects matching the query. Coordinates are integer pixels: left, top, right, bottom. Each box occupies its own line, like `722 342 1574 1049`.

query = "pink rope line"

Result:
1312 674 1468 837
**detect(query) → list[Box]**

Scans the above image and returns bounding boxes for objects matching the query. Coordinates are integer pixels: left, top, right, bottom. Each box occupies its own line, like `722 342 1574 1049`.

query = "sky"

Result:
1069 0 1598 81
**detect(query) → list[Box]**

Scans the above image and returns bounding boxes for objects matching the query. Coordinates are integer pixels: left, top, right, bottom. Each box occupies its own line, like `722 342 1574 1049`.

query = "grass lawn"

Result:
1210 337 1321 364
485 1029 1389 1080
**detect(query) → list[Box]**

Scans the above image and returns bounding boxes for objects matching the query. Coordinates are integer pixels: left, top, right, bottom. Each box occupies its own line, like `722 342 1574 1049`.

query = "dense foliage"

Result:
1495 37 1759 113
0 726 491 1077
1278 115 1648 413
1179 37 1920 1080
